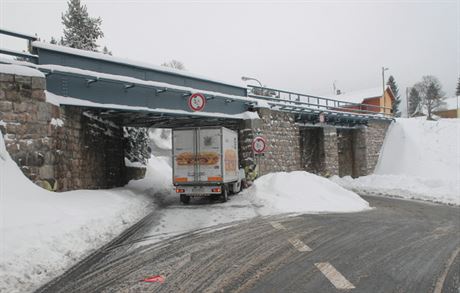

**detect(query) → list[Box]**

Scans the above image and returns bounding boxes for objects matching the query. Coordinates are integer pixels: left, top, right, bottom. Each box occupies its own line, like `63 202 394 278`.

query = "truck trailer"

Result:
172 127 245 204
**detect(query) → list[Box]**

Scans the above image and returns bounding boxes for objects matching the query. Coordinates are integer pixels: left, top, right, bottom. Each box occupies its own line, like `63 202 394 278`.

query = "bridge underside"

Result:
84 108 243 128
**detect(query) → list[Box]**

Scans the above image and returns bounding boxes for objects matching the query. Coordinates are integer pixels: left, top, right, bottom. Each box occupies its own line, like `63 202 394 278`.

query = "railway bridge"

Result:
0 28 392 191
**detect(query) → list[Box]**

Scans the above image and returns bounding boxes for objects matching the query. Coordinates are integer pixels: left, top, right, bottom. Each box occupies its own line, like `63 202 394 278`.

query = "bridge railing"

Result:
0 28 38 62
247 85 393 118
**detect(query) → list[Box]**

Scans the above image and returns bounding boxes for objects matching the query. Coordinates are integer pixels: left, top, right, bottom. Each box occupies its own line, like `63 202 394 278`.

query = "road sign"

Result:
252 136 267 154
188 93 206 112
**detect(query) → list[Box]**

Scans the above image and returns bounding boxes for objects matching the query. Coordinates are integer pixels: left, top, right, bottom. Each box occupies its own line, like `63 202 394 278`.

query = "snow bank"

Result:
332 118 460 205
246 171 370 214
0 135 154 293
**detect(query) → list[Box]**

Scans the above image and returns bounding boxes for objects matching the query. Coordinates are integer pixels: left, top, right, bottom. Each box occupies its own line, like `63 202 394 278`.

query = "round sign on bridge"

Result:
252 136 267 154
188 93 206 112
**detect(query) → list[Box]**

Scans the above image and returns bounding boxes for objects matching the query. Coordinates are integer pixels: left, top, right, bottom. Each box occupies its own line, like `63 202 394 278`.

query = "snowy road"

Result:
36 196 460 293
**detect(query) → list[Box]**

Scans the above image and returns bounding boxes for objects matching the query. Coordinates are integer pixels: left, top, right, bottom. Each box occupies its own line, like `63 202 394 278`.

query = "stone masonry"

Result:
0 72 134 191
239 108 302 176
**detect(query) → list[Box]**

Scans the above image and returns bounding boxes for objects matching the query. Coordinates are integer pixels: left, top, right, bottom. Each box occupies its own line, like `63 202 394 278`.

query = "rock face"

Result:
0 72 130 191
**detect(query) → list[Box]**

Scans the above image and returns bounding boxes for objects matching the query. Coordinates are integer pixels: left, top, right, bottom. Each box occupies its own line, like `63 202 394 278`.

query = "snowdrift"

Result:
0 134 153 293
332 118 460 205
245 171 370 214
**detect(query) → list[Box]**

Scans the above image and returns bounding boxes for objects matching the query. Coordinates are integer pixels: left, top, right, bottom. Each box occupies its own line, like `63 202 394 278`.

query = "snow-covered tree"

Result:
408 87 421 117
414 75 446 120
386 75 401 117
161 60 186 70
50 37 58 45
102 46 112 55
456 77 460 96
61 0 104 51
123 127 150 165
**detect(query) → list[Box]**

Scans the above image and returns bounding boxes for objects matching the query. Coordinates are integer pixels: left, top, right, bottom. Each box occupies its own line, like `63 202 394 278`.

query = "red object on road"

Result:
142 275 165 283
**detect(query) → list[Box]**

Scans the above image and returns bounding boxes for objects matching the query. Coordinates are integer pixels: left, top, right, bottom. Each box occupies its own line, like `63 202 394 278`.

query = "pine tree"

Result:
50 37 58 45
386 75 401 117
408 87 421 117
456 77 460 96
102 46 112 55
61 0 104 51
123 127 150 164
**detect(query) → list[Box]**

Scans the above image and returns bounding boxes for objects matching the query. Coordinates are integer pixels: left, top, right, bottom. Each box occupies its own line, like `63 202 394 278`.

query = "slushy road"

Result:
37 195 460 293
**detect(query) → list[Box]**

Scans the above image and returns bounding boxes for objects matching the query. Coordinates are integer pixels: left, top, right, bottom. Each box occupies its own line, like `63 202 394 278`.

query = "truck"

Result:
172 127 245 204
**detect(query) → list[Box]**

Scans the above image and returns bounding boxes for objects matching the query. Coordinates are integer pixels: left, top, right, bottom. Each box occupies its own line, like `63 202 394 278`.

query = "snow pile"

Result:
0 134 155 293
332 118 460 205
246 171 370 214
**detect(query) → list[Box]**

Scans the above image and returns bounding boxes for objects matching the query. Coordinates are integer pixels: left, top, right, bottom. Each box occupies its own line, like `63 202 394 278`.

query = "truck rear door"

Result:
173 129 196 184
197 128 222 182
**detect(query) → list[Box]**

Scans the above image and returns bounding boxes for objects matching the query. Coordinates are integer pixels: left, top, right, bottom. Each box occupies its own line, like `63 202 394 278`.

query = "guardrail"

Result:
0 28 38 62
247 85 393 119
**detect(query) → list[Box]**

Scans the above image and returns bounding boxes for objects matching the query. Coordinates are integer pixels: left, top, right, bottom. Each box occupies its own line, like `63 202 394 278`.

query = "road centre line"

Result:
288 237 312 252
314 262 355 290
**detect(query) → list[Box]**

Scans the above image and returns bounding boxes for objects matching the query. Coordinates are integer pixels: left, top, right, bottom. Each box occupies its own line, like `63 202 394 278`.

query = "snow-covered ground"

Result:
332 118 460 205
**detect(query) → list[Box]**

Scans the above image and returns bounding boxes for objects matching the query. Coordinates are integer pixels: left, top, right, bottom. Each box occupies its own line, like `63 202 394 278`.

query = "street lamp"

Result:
382 67 389 114
241 76 263 88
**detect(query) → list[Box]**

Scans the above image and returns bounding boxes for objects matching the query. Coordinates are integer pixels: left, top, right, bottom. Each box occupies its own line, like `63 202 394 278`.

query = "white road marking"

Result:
315 262 355 290
269 221 287 230
288 238 312 252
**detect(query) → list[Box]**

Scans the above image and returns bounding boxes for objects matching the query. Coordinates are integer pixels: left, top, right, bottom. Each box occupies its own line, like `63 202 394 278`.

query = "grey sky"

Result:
1 0 459 109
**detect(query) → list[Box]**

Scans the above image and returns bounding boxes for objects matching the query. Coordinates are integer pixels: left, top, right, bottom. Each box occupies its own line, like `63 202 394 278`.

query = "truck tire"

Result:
180 194 191 204
221 187 228 203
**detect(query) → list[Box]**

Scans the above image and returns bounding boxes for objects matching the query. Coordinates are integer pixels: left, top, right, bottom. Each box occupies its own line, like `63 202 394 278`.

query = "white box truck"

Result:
172 127 245 204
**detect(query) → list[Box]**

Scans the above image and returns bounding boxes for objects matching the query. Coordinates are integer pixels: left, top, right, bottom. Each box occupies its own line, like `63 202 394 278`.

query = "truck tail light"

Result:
211 187 221 193
176 188 185 193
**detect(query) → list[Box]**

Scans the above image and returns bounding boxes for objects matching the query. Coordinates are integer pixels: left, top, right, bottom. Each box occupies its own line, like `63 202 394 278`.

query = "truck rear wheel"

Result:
221 187 228 203
180 194 191 204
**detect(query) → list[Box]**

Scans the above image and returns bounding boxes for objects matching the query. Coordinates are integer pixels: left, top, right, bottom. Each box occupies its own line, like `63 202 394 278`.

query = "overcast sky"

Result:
1 0 459 110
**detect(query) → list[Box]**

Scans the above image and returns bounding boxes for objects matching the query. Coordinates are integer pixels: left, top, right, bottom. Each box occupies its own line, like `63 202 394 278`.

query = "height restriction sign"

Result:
188 93 206 112
252 136 267 154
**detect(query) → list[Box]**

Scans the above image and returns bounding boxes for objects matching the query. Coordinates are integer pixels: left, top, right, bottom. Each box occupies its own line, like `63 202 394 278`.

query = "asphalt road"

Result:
36 196 460 293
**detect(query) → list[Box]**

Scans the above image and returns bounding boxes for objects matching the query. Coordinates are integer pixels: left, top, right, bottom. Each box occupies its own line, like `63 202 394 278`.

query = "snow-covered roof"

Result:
0 64 44 78
32 42 246 89
333 86 390 104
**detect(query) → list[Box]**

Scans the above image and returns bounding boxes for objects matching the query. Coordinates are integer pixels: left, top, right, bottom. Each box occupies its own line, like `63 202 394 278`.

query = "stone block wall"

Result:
238 108 302 176
0 72 131 191
337 129 354 177
256 108 302 175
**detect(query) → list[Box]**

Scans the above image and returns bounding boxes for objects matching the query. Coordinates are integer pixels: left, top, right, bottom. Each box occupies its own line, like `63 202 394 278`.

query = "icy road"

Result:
36 195 459 293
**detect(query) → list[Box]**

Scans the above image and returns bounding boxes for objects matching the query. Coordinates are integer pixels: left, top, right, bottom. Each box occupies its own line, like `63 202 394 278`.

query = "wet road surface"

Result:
36 196 460 293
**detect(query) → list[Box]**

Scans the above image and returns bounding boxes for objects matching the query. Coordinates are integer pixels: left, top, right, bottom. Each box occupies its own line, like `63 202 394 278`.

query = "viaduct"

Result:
0 29 392 191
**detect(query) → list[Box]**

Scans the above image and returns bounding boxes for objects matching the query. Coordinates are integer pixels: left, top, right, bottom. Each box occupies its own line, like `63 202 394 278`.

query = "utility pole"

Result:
382 67 389 114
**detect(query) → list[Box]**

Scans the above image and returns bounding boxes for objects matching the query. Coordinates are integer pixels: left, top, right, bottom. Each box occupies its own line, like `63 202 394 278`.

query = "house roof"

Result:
333 86 394 104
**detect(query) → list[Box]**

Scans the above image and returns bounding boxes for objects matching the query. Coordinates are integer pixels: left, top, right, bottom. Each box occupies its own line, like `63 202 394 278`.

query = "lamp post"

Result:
241 76 263 87
382 67 389 114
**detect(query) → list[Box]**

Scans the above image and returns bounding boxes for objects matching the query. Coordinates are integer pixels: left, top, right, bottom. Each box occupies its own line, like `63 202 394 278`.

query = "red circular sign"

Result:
252 136 267 154
188 93 206 112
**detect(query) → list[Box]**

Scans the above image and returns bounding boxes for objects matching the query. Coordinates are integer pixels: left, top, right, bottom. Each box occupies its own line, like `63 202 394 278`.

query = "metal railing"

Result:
247 85 393 119
0 28 38 62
